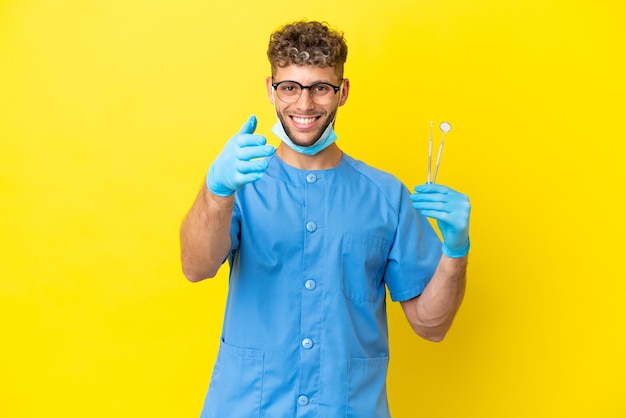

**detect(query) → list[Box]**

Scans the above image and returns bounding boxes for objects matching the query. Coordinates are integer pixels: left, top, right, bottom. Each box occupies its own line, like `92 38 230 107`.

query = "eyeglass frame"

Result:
271 79 344 104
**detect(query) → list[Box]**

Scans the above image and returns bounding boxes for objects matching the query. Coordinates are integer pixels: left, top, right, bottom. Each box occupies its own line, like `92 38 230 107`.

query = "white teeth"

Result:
293 117 316 125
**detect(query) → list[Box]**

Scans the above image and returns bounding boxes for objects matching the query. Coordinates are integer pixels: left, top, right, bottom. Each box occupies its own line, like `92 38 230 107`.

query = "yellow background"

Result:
1 0 625 417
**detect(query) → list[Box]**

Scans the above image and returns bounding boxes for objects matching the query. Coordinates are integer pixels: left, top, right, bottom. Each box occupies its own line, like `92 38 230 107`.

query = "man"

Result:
180 20 470 418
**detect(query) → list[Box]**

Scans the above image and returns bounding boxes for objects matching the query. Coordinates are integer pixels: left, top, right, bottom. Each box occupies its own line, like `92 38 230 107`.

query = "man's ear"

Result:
339 78 350 107
266 76 275 104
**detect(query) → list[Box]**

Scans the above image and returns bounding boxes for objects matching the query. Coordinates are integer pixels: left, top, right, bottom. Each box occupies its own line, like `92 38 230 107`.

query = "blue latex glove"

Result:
410 184 471 258
206 115 276 197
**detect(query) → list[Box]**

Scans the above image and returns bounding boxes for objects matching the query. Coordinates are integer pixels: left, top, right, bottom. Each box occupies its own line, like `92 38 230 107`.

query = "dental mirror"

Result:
432 122 451 183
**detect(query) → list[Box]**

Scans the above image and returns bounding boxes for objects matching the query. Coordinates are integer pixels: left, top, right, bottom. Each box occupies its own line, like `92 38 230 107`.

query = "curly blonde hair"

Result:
267 21 348 77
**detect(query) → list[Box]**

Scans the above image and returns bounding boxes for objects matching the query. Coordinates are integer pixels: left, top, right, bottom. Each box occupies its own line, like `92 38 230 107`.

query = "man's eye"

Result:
279 84 299 93
314 84 331 92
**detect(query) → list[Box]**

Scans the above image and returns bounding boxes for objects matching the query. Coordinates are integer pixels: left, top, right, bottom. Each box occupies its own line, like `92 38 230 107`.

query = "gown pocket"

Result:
341 234 391 302
204 339 265 418
346 356 390 418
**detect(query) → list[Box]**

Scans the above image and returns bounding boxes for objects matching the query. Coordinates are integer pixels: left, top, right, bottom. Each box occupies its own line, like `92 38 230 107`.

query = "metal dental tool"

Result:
427 121 451 184
427 121 434 184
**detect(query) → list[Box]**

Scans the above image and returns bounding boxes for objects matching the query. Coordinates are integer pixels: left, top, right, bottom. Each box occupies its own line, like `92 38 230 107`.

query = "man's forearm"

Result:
401 255 467 342
180 185 234 282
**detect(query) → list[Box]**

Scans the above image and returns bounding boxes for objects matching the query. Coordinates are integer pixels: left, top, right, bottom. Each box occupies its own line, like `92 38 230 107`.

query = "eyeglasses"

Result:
272 80 343 105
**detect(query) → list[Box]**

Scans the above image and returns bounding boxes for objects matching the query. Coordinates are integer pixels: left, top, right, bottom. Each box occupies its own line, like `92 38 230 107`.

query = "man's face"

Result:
267 65 349 147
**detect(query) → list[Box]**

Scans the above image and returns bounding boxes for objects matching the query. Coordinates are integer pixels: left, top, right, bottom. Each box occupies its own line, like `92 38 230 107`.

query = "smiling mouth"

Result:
290 115 320 128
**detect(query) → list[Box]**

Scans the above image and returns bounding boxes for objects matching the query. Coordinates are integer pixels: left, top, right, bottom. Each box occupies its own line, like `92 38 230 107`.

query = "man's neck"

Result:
275 142 343 170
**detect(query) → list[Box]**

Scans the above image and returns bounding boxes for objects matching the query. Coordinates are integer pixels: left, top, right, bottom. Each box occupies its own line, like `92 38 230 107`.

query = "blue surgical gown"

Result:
201 153 442 418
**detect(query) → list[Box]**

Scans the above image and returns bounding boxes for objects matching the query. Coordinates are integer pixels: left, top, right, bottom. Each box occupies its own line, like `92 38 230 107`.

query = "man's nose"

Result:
295 88 315 109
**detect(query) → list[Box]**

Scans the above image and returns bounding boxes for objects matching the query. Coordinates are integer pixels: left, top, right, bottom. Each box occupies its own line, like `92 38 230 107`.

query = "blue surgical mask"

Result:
271 84 342 156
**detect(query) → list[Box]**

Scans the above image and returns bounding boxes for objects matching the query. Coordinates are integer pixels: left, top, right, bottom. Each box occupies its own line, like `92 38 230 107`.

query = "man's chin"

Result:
287 132 323 148
291 139 319 148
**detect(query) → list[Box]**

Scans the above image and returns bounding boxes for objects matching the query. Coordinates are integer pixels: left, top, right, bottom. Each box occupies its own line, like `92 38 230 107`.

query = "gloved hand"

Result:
206 115 276 197
410 184 471 258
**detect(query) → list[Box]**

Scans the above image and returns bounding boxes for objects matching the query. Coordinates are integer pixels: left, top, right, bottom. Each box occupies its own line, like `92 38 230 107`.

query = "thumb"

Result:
239 114 257 135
